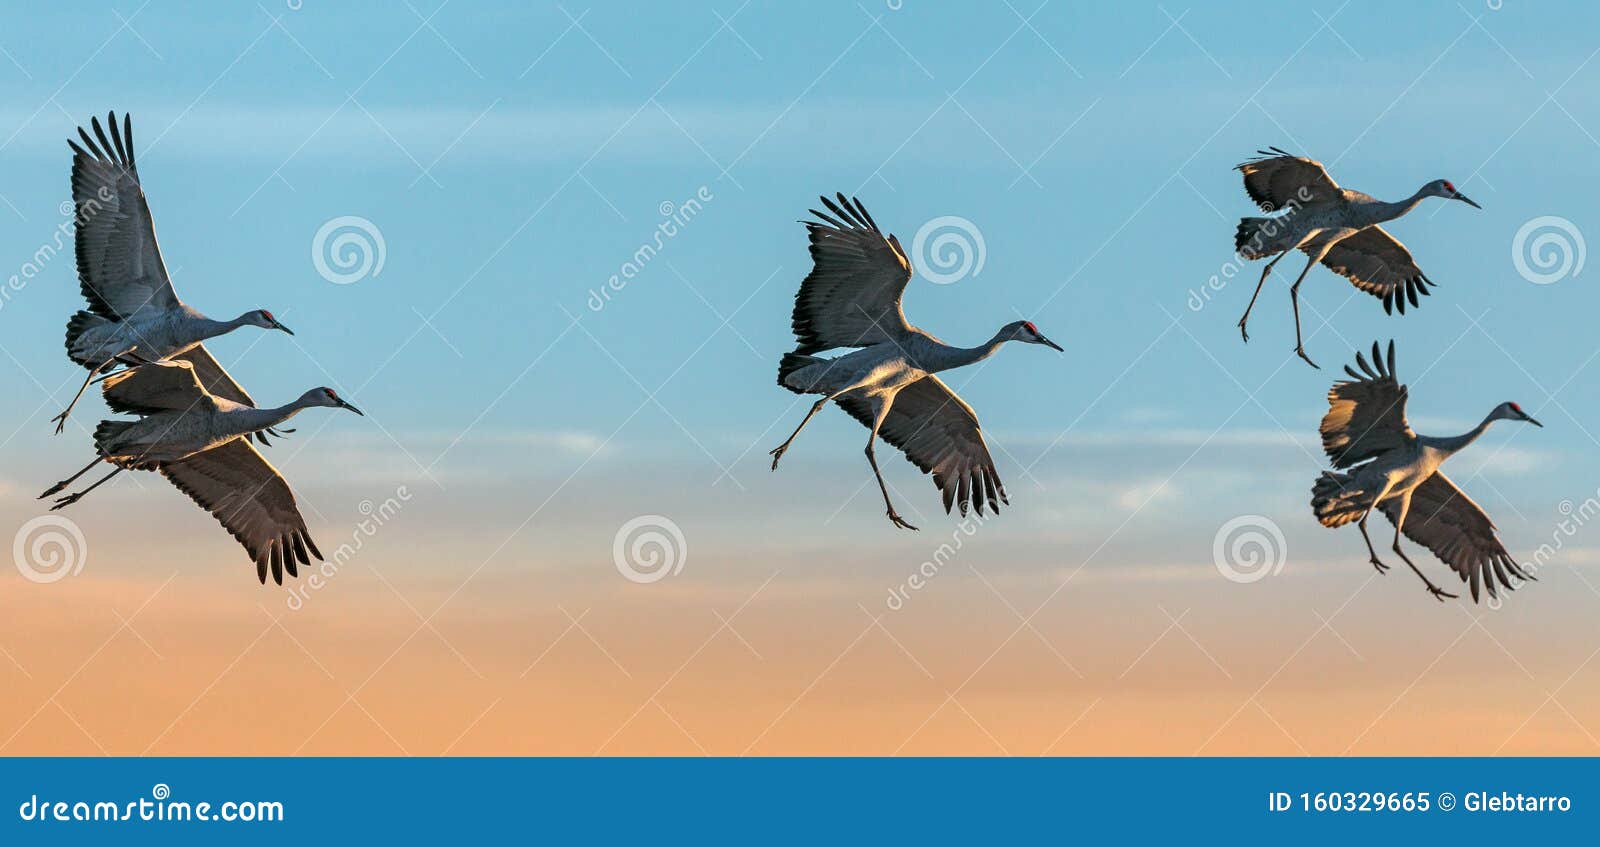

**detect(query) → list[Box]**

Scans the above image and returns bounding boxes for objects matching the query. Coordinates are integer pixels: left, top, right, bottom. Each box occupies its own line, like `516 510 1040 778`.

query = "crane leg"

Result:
1287 253 1323 369
1357 478 1395 575
1237 251 1289 343
1390 491 1457 601
866 399 917 531
769 397 830 471
50 466 123 511
50 354 133 434
38 456 107 499
90 366 133 385
1356 520 1389 574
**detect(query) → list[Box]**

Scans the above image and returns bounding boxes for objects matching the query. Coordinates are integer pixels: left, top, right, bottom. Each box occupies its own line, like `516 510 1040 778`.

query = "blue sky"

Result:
2 0 1599 587
10 1 1600 759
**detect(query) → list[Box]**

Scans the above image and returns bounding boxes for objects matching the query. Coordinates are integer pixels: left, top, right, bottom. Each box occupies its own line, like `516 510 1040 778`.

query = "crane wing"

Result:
68 112 180 321
100 359 219 416
169 345 289 447
789 193 917 354
171 345 256 407
1319 340 1414 469
1235 148 1342 210
1379 471 1532 602
159 438 323 584
1309 226 1436 315
835 375 1007 517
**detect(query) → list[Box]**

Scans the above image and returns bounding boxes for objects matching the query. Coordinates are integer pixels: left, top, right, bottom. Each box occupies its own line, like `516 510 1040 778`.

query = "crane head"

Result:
245 309 294 335
1495 401 1542 428
301 387 364 416
1427 179 1481 209
1007 320 1063 352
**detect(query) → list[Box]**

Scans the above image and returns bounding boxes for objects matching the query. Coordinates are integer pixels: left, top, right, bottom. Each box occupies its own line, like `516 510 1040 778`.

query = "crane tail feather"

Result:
92 420 136 456
64 310 113 367
1234 217 1276 259
776 352 826 394
1311 471 1372 528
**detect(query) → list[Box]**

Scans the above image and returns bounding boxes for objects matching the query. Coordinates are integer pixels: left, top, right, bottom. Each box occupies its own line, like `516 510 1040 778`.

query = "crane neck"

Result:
926 329 1010 373
1372 188 1431 223
1422 411 1498 457
231 399 313 434
196 313 251 340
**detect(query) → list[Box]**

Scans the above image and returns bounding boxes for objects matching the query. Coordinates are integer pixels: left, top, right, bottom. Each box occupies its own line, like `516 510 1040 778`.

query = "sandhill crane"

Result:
52 112 293 432
1311 341 1539 602
1233 148 1479 368
771 193 1062 530
39 360 362 584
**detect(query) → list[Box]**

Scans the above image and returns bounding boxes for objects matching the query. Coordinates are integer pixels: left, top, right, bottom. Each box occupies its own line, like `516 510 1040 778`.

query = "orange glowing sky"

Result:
3 439 1597 756
6 2 1600 758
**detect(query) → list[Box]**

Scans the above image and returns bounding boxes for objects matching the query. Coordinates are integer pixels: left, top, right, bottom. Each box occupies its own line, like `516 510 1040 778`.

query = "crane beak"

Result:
339 400 364 416
1525 414 1543 427
1454 193 1482 210
273 320 294 335
1038 335 1064 353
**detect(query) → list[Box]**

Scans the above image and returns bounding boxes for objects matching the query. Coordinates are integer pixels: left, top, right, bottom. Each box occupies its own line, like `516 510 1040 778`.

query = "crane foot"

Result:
1236 319 1249 343
1425 583 1457 602
886 510 919 531
38 481 68 498
1294 345 1320 369
49 410 69 434
767 444 788 471
50 492 83 511
1369 556 1389 574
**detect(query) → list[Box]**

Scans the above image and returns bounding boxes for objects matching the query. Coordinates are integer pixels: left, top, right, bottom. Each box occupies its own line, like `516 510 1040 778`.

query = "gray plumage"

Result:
53 111 292 433
1310 341 1540 603
1232 148 1480 368
771 193 1062 530
39 360 363 584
